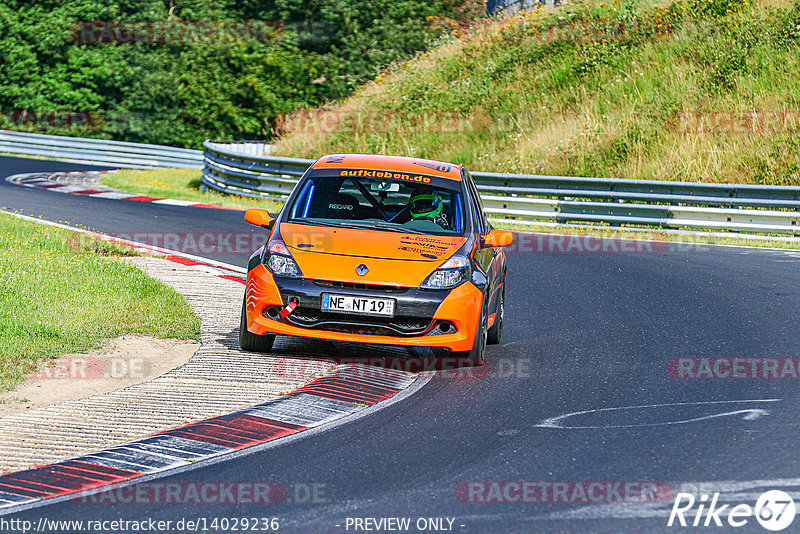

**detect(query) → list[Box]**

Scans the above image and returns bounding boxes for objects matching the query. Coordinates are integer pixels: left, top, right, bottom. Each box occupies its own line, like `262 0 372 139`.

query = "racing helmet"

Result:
410 190 443 220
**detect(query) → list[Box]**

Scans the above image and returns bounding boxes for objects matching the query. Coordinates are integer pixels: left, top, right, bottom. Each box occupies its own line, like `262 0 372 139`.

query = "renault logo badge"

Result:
356 264 369 276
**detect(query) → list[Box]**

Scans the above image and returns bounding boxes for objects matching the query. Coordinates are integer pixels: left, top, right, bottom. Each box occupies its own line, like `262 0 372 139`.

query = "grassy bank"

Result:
0 212 200 392
272 0 800 185
101 169 283 211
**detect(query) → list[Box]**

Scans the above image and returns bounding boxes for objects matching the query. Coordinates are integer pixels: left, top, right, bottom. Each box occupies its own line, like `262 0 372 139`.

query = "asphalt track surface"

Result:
3 155 800 533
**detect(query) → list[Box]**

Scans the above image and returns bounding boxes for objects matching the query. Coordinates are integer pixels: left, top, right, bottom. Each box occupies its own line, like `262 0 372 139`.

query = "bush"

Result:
0 0 481 147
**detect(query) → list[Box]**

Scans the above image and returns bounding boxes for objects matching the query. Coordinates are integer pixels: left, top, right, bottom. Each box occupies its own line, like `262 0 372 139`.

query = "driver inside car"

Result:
409 188 452 230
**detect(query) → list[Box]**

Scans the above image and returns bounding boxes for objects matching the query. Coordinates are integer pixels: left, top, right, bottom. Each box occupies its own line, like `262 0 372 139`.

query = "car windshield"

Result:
286 169 466 235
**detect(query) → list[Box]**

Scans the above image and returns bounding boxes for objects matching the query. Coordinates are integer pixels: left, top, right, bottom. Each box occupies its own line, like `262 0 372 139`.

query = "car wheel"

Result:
454 307 487 367
239 297 276 353
487 287 504 345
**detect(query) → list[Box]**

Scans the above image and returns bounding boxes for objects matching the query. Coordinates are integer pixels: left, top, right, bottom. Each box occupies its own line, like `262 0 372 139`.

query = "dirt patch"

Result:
0 336 198 417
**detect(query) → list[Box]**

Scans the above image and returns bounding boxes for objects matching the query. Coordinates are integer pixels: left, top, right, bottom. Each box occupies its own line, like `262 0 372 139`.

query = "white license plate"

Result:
321 293 396 317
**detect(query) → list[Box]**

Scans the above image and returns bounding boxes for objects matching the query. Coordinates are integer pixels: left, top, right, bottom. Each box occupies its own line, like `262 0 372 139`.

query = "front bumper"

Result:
245 264 482 353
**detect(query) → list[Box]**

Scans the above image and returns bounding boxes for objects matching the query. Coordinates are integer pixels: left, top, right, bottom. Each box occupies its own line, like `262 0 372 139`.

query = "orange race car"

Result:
240 154 512 365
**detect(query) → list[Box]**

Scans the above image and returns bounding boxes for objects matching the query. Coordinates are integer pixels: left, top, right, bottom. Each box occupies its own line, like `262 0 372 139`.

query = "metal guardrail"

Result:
0 130 204 169
203 140 800 235
202 140 311 199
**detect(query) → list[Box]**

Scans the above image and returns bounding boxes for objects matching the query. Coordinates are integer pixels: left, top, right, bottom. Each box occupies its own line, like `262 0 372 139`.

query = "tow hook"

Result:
279 298 298 318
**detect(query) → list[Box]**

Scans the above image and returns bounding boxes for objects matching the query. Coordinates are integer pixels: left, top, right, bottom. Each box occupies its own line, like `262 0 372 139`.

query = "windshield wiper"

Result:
337 221 424 234
291 219 345 229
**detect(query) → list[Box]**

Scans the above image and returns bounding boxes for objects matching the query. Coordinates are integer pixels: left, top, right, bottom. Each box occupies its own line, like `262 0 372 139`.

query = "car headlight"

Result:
420 254 469 290
265 241 303 279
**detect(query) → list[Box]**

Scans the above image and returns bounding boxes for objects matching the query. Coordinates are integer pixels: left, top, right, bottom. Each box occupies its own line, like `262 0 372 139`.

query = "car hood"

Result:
280 222 467 286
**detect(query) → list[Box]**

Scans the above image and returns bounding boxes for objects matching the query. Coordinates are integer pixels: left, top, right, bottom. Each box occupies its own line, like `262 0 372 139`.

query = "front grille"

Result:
312 280 408 293
312 323 399 336
285 307 433 336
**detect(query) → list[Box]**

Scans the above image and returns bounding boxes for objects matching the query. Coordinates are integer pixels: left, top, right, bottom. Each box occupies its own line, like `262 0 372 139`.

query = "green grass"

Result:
272 0 800 185
101 168 285 211
0 212 200 392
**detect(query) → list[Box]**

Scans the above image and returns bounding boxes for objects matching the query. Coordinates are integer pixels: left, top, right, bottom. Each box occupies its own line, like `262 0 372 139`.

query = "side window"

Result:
464 171 487 234
338 179 372 210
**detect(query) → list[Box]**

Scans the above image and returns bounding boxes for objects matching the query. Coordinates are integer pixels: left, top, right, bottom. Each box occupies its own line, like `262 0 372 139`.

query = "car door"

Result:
463 170 502 313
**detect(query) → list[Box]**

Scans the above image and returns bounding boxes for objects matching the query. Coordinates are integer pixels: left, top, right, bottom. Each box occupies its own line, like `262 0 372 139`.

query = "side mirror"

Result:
244 208 275 229
481 229 513 248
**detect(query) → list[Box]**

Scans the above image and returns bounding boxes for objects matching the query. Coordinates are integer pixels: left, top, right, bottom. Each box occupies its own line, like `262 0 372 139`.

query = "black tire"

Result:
487 286 504 345
239 298 276 353
453 307 487 366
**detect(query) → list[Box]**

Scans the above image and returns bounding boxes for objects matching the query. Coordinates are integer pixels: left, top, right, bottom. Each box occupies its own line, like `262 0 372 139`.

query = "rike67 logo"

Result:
668 490 796 531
